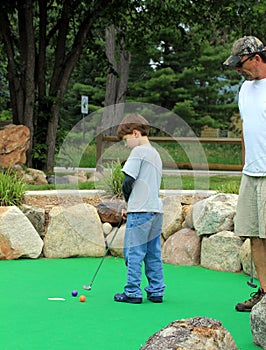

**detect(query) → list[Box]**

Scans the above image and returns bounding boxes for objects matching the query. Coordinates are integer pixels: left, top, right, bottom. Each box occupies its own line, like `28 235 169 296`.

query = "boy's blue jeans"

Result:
123 212 166 298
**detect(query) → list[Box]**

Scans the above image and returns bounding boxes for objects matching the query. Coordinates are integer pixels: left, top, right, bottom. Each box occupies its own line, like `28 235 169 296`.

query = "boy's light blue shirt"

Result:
122 144 163 213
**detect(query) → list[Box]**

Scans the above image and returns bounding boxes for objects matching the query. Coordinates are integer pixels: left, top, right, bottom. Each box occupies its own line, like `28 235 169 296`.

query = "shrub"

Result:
0 168 26 206
99 160 124 198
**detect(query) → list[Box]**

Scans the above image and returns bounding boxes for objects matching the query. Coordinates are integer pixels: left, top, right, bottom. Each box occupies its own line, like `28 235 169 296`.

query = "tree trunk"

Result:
44 4 96 172
0 0 35 167
0 0 130 171
17 0 36 167
96 25 131 169
103 25 131 135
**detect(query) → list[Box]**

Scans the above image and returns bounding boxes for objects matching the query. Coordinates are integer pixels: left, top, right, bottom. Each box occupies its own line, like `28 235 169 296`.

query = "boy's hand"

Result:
121 208 127 220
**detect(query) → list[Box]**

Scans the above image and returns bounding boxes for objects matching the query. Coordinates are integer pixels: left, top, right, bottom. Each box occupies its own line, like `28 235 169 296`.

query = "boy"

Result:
114 113 166 304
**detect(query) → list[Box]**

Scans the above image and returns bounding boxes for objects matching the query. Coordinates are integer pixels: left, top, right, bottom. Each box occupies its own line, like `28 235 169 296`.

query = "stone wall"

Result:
0 191 254 279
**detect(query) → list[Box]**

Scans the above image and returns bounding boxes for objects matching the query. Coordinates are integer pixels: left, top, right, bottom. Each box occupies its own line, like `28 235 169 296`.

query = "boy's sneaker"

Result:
235 287 265 312
147 293 163 303
114 292 142 304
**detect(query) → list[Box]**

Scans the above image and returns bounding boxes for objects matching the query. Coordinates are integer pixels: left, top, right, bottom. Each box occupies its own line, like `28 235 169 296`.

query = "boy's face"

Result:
123 131 139 148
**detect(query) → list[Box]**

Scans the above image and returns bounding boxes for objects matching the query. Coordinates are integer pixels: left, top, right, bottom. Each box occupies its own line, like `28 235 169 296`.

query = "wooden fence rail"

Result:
96 134 242 171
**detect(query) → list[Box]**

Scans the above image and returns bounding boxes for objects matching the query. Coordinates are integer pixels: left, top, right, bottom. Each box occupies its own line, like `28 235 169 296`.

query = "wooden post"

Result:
96 129 103 171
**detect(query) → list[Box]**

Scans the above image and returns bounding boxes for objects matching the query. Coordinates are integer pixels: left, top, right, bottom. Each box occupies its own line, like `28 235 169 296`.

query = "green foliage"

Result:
26 173 240 193
71 143 242 168
128 38 240 135
216 181 240 194
79 144 97 168
32 143 48 168
2 0 265 171
0 109 12 121
99 160 124 198
0 168 26 206
161 175 241 193
26 181 95 191
211 176 241 194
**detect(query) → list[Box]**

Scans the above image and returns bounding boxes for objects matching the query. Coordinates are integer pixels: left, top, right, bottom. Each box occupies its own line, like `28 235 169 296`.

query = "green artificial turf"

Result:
0 257 261 350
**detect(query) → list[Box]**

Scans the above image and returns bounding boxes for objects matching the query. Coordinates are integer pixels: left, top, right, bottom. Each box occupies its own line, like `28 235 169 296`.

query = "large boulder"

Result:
0 206 43 259
239 238 258 279
201 231 243 272
0 124 30 168
193 193 238 236
14 165 47 185
141 316 238 350
107 224 126 257
21 168 48 185
43 203 105 258
162 196 183 240
250 295 266 349
162 228 201 266
97 201 126 224
21 204 45 237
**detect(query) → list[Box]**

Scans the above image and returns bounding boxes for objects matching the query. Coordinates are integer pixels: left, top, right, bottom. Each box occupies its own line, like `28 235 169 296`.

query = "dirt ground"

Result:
23 195 102 210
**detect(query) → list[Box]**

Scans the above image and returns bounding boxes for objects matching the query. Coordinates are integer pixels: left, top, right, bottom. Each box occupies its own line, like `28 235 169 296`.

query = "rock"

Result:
250 295 266 349
108 224 126 257
201 231 243 272
162 196 183 240
193 193 238 236
162 228 201 265
21 204 45 237
43 204 105 258
0 124 30 168
239 238 258 279
22 168 48 185
87 171 104 182
14 165 47 185
102 222 113 235
47 172 88 184
140 316 238 350
46 175 69 184
63 173 87 184
97 201 126 224
182 203 194 228
0 206 43 259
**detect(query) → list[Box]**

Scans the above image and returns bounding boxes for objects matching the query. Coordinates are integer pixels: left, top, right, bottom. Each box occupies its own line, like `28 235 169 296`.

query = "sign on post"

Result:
81 95 88 114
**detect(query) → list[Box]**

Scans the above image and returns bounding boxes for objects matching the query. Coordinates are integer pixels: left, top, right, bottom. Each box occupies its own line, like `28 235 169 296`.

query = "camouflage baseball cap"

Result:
223 36 265 69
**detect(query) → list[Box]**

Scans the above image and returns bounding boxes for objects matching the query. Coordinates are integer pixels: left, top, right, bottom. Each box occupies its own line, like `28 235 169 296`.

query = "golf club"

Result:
247 253 257 289
83 218 124 291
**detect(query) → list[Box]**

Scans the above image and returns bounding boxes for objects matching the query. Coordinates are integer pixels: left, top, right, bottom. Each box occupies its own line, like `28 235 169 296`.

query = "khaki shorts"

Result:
235 174 266 238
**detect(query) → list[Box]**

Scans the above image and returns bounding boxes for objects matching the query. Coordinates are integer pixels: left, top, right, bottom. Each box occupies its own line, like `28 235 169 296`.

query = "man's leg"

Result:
251 237 266 291
235 238 266 312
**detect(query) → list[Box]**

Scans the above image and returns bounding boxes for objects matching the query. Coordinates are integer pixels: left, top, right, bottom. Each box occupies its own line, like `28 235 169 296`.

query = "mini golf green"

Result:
0 257 261 350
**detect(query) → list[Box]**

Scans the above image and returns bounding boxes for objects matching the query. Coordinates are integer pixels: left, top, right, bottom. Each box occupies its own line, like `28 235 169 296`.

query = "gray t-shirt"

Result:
122 144 163 213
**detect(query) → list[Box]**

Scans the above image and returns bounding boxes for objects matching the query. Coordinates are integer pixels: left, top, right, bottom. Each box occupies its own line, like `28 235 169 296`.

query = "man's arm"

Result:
241 132 245 169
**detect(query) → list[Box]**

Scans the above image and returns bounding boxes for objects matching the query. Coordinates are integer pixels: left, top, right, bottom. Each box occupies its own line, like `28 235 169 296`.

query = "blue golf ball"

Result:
72 290 78 297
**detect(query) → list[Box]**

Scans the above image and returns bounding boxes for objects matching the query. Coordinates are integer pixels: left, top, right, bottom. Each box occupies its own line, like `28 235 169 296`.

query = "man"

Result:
223 36 266 312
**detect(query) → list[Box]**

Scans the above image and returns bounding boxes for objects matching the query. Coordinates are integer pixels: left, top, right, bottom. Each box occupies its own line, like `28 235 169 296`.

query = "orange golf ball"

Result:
79 295 86 302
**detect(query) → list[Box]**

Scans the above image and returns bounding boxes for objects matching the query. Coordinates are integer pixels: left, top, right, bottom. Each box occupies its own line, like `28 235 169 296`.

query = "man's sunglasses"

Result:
235 54 255 68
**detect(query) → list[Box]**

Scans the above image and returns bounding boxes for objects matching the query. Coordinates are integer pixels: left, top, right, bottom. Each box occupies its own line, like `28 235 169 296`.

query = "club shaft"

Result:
85 219 123 289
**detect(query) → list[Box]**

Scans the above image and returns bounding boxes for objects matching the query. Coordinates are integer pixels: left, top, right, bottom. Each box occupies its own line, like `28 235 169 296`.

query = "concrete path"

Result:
54 167 241 177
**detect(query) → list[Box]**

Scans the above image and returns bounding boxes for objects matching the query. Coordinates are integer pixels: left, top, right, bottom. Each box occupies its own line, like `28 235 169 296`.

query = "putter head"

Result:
247 280 257 288
83 285 92 291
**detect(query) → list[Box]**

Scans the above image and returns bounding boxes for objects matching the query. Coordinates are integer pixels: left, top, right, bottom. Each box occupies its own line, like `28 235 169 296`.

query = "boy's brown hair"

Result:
117 113 150 139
